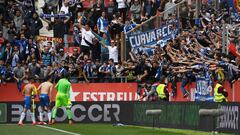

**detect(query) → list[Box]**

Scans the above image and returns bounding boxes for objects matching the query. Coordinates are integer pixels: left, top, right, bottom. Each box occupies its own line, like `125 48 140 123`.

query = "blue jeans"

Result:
17 80 22 92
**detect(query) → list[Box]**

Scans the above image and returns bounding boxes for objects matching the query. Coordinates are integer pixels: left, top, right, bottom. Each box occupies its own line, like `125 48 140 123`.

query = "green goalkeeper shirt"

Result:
55 78 71 99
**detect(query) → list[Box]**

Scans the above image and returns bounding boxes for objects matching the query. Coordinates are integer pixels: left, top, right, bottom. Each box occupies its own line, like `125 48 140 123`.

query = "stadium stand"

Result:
0 0 239 101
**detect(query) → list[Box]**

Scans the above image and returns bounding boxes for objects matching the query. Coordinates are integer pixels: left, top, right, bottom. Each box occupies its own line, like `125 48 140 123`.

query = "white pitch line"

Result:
37 125 81 135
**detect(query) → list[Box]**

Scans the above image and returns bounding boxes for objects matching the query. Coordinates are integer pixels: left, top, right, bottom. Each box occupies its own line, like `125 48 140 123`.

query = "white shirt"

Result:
81 28 95 47
164 2 176 20
60 5 69 14
116 0 127 9
107 46 118 63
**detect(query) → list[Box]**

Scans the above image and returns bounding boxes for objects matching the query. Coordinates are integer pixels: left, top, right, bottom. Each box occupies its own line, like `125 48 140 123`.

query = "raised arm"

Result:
15 0 23 5
41 17 51 24
64 16 70 24
99 41 107 48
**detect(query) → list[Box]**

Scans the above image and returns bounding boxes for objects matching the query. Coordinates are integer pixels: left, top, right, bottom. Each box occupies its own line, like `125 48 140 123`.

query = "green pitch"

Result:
0 124 233 135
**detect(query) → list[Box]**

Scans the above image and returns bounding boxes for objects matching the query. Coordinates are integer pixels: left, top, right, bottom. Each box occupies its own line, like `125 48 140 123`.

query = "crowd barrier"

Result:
0 101 239 134
0 81 240 102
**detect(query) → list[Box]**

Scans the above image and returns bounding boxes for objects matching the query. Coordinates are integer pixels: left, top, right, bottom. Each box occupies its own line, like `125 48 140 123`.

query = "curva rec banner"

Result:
127 20 179 55
0 83 138 102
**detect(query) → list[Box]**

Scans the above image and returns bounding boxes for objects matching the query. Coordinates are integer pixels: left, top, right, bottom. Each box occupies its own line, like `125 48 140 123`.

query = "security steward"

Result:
156 77 169 101
214 79 228 102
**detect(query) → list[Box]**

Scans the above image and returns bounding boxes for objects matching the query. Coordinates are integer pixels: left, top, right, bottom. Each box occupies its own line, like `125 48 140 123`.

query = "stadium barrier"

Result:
0 80 240 102
0 101 239 134
132 102 240 134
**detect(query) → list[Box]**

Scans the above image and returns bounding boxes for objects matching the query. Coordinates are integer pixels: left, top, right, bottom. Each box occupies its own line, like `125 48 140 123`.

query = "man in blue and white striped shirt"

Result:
97 11 109 36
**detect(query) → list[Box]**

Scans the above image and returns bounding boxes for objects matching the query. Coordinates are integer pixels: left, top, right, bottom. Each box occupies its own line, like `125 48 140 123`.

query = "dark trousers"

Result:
80 45 90 56
118 8 127 23
180 77 190 95
17 80 23 92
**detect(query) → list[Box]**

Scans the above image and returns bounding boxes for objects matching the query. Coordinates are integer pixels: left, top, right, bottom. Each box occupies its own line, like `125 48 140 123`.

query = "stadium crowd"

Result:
0 0 239 98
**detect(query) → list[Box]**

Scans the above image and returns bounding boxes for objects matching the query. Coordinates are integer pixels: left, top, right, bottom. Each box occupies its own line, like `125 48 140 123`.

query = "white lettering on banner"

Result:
72 105 86 121
140 34 146 44
117 92 124 101
90 92 98 101
10 104 120 122
129 92 132 101
218 106 239 130
83 92 91 101
82 92 138 101
112 104 120 121
106 92 115 101
11 104 36 122
156 29 161 39
99 92 106 101
150 31 156 42
88 105 102 122
128 21 178 54
11 104 23 122
129 36 136 47
104 104 111 121
55 107 67 121
162 26 167 37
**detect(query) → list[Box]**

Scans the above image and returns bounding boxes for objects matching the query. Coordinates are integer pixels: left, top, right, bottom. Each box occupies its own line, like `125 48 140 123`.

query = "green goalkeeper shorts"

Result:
55 93 71 107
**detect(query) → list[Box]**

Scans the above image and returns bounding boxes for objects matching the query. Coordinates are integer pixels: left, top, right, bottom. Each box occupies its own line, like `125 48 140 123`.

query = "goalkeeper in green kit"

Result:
52 73 73 124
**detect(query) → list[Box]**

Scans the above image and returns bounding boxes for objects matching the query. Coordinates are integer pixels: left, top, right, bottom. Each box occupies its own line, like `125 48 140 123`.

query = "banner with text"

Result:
1 81 240 102
0 83 138 102
6 102 133 123
195 77 214 102
128 20 179 55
